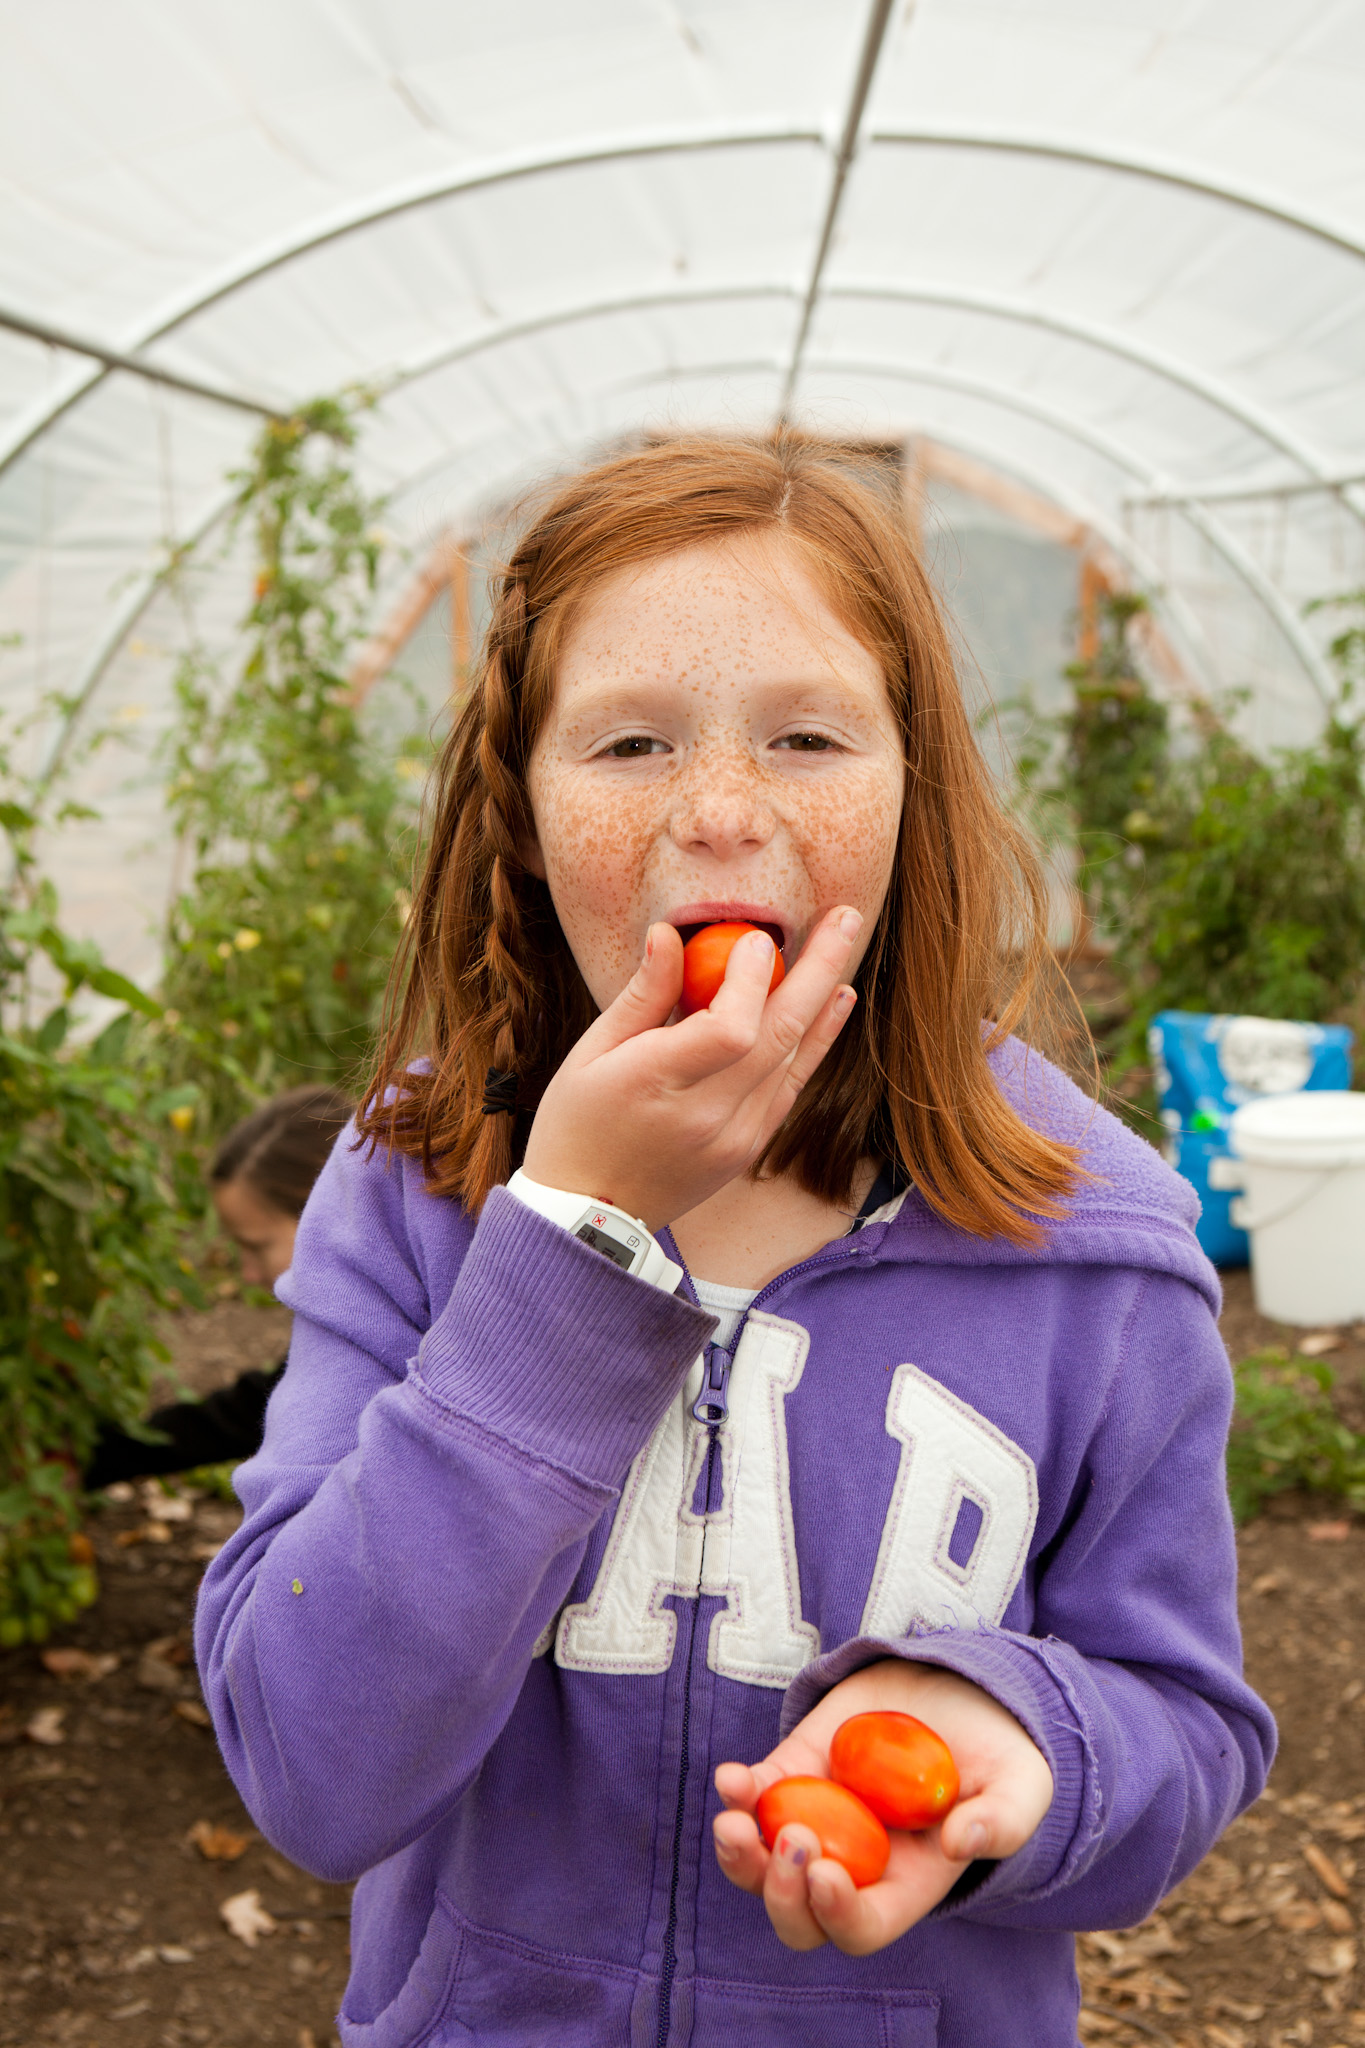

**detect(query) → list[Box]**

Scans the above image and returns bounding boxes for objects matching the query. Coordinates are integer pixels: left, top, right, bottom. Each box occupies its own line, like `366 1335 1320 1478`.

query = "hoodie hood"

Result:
857 1039 1219 1314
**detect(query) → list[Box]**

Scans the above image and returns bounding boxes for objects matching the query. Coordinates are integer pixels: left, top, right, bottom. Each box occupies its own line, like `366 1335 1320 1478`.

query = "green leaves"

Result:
0 390 431 1641
1057 594 1173 945
0 1012 201 1642
153 395 428 1134
1047 590 1365 1059
0 893 165 1017
1127 710 1365 1030
86 967 161 1016
1227 1349 1365 1525
0 676 189 1645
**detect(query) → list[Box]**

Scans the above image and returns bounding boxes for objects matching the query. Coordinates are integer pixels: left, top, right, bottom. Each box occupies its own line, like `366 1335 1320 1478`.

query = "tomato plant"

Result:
829 1711 960 1831
755 1775 889 1888
154 398 432 1138
1007 588 1365 1090
0 704 200 1646
679 922 785 1018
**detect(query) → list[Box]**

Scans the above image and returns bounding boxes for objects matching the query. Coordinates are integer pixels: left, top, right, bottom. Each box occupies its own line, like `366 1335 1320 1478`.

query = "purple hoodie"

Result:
197 1044 1274 2048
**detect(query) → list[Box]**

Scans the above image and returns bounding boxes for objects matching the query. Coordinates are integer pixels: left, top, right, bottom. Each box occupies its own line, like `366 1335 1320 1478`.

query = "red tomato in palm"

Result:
755 1775 890 1888
679 921 785 1017
829 1711 960 1832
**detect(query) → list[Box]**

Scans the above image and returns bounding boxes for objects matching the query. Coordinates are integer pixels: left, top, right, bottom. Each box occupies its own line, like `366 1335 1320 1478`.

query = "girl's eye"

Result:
602 736 669 759
774 731 835 752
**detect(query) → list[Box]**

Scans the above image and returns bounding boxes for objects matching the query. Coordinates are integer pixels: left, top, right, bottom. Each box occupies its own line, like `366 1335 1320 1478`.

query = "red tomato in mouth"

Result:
755 1775 890 1888
679 921 785 1018
828 1711 960 1832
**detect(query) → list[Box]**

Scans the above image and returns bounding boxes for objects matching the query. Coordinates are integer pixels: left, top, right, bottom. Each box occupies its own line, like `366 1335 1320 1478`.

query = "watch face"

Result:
573 1217 641 1272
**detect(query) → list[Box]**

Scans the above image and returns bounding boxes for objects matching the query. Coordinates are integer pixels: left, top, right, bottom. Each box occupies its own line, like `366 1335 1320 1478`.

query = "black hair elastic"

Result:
481 1067 520 1116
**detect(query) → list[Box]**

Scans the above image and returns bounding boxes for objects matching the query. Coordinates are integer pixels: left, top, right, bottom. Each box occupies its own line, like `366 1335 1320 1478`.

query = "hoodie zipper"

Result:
656 1338 731 2048
691 1339 735 1429
654 1227 884 2043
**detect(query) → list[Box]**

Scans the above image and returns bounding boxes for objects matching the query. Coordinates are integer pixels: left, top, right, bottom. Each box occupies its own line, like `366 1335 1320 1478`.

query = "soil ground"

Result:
2 1280 1364 2048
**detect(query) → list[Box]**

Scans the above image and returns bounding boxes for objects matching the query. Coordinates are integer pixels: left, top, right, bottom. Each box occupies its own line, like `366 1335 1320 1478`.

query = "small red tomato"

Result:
679 921 785 1018
829 1711 960 1832
755 1775 890 1888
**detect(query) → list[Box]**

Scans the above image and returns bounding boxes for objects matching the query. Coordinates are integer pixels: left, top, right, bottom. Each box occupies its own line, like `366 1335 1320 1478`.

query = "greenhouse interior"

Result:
2 5 1365 2046
4 0 1364 973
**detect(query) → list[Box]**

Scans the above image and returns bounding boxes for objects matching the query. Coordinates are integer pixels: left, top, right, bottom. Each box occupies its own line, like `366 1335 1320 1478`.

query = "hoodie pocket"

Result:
690 1974 939 2047
433 1894 639 2045
337 1898 467 2048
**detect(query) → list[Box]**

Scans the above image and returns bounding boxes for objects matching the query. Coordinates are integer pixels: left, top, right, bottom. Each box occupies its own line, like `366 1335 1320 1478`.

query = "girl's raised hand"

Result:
519 907 862 1231
712 1660 1054 1956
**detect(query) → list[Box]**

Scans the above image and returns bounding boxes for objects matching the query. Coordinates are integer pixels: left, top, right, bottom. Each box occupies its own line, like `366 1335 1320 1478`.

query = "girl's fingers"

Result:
805 1857 936 1958
739 907 862 1079
713 1747 834 1907
759 983 857 1118
715 1810 965 1957
760 1825 828 1951
719 925 783 998
713 1760 759 1812
715 1733 830 1812
658 930 793 1086
581 903 862 1094
715 1666 1056 1957
577 923 684 1055
939 1800 996 1865
661 907 861 1090
804 1856 878 1951
795 904 865 980
721 981 857 1175
715 1816 948 1957
940 1770 1053 1865
525 905 865 1221
712 1807 768 1895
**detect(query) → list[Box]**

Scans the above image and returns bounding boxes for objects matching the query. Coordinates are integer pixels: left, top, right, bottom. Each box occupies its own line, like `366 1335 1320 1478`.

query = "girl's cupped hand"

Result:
519 908 861 1232
713 1660 1054 1955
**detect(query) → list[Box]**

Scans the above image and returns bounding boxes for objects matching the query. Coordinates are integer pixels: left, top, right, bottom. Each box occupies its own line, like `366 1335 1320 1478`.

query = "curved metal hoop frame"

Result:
4 110 1359 484
12 17 1354 761
47 338 1334 787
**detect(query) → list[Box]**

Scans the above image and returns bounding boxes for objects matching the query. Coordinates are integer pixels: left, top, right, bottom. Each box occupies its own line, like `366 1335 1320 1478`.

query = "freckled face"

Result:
524 533 905 1011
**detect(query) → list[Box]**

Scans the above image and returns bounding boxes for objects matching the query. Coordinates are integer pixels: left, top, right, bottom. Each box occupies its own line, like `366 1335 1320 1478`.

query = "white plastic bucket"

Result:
1226 1092 1365 1325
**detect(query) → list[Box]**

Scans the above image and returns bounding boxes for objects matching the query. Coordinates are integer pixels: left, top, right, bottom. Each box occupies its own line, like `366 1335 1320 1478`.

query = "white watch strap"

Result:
505 1171 683 1294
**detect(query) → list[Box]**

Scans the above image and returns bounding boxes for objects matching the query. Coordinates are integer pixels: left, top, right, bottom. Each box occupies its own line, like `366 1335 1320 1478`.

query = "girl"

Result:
87 1085 351 1488
198 436 1273 2048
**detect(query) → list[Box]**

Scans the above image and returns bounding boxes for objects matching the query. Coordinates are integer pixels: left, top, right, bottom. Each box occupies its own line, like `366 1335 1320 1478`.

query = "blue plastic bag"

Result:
1147 1012 1354 1267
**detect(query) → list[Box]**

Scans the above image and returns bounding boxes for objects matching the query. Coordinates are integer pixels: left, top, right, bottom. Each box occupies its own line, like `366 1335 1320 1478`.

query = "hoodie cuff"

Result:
781 1629 1089 1909
411 1186 716 1489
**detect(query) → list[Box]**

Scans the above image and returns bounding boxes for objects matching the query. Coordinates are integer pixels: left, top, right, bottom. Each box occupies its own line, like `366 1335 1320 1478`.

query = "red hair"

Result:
359 434 1089 1245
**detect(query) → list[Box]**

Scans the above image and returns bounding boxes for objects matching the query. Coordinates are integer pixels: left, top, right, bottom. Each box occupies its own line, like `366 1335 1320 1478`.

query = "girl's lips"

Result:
665 903 790 956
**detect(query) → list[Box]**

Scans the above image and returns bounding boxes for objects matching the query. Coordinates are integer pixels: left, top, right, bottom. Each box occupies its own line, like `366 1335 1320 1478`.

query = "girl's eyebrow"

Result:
563 667 874 708
556 685 673 734
557 670 886 736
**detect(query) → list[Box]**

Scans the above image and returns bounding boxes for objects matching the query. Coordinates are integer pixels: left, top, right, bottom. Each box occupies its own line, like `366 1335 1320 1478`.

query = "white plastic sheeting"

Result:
2 0 1364 978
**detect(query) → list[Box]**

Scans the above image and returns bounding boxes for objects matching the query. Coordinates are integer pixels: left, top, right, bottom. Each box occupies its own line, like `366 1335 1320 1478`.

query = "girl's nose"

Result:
670 761 776 861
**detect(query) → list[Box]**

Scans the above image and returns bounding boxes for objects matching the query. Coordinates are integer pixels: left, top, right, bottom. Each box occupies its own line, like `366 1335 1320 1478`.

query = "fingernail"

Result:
715 1840 737 1863
963 1822 988 1857
745 929 774 957
838 908 863 939
780 1837 807 1868
834 988 856 1016
645 924 656 959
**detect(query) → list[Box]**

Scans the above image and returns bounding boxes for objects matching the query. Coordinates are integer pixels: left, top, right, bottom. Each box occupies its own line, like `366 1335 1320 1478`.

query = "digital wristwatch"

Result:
505 1171 684 1294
